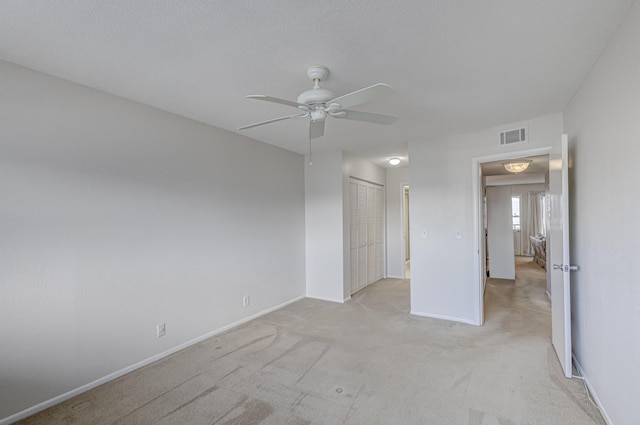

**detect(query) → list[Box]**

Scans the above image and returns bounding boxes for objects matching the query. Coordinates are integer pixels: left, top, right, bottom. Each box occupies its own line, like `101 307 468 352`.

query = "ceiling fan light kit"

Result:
239 65 398 139
503 160 532 173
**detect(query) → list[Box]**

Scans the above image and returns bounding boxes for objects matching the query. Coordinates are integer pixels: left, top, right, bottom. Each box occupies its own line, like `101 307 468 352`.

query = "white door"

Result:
357 183 368 292
366 186 376 284
549 134 574 378
350 179 385 294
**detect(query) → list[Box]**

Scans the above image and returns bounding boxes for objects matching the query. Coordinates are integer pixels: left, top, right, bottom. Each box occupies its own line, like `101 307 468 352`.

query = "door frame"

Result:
402 184 410 277
472 145 553 325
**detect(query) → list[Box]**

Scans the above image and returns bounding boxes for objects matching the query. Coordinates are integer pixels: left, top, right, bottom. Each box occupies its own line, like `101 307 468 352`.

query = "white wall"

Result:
563 1 640 423
305 151 345 302
0 60 306 422
409 114 563 324
342 152 386 186
386 167 409 278
486 186 515 279
304 151 386 302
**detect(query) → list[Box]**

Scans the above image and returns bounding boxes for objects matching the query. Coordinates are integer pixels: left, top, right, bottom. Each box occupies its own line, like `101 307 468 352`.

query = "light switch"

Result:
421 230 428 239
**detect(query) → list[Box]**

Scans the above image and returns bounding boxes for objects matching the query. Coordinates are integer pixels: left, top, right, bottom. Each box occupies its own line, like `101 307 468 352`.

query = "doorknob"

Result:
553 264 578 272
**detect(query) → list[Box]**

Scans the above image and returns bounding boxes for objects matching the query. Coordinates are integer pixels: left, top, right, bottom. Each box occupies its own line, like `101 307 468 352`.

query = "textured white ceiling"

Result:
0 1 633 167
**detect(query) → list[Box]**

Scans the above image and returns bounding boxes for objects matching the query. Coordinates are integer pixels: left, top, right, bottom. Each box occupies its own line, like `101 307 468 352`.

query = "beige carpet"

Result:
17 258 604 424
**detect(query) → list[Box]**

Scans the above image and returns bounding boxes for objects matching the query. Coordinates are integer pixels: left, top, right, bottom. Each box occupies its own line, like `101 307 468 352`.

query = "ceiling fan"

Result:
238 65 397 139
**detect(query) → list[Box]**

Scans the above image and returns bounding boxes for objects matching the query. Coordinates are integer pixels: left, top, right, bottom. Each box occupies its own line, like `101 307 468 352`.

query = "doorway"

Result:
403 185 410 279
472 146 552 325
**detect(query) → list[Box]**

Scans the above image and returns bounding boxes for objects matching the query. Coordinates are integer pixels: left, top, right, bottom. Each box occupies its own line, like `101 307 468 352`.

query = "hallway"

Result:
484 256 551 327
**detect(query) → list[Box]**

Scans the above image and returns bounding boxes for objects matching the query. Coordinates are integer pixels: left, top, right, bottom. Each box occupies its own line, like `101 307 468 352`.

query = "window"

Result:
511 195 521 230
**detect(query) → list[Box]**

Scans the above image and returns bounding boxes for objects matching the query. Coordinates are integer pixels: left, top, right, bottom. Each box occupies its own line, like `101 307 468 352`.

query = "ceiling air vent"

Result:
499 127 528 146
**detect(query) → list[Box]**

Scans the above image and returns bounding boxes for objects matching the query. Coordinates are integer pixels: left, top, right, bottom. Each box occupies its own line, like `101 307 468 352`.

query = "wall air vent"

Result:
499 127 528 146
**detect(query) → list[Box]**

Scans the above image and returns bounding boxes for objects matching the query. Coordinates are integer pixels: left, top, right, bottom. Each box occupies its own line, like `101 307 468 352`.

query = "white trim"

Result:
410 310 478 326
400 183 410 278
573 355 613 425
472 146 553 327
306 294 347 303
349 175 384 187
0 295 306 425
472 155 485 325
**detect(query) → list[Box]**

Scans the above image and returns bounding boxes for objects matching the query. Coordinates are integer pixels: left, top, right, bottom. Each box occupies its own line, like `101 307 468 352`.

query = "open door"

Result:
549 134 576 378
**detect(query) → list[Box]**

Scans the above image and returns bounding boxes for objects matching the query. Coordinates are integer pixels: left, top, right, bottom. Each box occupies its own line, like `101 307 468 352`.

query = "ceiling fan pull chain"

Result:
308 135 313 166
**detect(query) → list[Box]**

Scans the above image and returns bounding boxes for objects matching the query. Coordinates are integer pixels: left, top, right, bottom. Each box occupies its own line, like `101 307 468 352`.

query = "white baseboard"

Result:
306 294 346 303
0 295 306 425
410 310 479 326
572 355 613 425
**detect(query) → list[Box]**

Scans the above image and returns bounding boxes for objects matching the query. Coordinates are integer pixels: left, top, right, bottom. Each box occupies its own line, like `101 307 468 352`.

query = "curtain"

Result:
525 191 545 255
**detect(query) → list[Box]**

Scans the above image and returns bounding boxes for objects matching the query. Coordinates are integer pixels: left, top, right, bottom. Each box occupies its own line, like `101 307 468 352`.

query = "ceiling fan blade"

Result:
309 120 325 139
333 110 398 125
328 83 395 110
238 113 308 130
247 95 308 110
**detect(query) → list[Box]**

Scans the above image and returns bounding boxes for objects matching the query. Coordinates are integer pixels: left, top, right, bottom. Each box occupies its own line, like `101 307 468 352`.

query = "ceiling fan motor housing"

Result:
297 87 335 106
297 65 335 107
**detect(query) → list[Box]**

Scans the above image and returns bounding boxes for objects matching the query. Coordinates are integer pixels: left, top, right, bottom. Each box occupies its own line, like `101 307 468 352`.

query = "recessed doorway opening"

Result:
472 146 552 325
403 185 410 279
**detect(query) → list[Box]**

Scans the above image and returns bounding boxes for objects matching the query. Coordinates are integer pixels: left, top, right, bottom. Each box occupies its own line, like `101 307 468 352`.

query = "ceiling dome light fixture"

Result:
503 160 532 174
388 157 401 166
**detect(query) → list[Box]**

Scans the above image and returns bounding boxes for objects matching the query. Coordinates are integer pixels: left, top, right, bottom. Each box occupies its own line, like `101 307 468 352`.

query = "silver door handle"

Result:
553 264 578 272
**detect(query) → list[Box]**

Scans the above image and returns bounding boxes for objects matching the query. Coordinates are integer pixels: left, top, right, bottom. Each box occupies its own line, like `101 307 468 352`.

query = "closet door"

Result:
357 183 368 291
366 186 377 284
349 178 385 294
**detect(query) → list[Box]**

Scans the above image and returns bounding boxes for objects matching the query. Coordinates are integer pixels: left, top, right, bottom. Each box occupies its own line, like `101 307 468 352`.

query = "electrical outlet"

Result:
243 295 250 307
156 322 166 338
